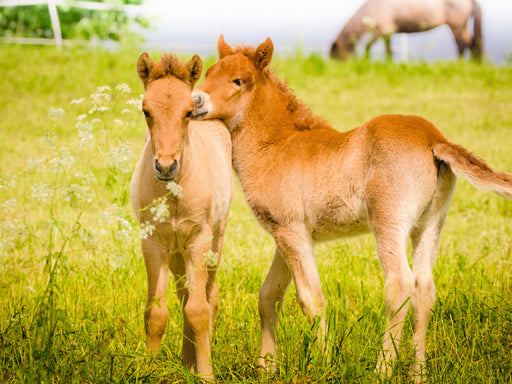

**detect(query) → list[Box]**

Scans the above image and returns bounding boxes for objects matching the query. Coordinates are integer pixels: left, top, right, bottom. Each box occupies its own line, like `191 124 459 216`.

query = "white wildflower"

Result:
121 109 132 114
78 129 95 149
115 228 132 243
204 250 219 268
1 199 17 213
31 182 53 204
42 131 57 148
166 181 183 198
126 98 142 108
92 118 102 125
61 183 95 206
115 83 131 93
76 113 87 121
70 98 85 105
75 172 97 186
97 85 111 93
26 158 45 173
88 106 97 114
114 119 123 126
48 106 65 120
0 173 17 190
150 197 169 223
49 148 75 172
91 92 111 105
96 106 110 112
140 221 155 239
107 142 136 174
0 220 28 251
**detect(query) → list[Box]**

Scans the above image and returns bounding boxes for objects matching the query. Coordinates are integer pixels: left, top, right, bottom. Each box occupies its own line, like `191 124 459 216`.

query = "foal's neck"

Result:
235 74 330 142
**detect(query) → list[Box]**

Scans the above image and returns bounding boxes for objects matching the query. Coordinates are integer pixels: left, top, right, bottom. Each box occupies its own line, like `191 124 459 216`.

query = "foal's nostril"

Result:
194 94 204 108
169 159 179 174
154 158 163 174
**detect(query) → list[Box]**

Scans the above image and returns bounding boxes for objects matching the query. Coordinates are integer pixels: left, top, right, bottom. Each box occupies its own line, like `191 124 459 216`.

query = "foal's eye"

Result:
232 78 244 87
143 109 150 119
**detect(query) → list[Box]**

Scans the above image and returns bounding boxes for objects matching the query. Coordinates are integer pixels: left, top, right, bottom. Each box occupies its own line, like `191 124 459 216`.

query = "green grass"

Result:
1 45 512 383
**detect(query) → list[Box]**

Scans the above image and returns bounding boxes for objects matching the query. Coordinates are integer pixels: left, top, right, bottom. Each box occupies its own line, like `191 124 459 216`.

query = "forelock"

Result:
147 54 189 84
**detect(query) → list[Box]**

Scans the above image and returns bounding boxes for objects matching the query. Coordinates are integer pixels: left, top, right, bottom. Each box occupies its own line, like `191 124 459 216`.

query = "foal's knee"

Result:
145 302 168 351
184 299 210 335
385 271 413 315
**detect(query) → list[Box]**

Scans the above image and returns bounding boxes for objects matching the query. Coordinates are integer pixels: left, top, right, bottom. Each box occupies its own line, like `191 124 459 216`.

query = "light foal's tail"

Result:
433 142 512 199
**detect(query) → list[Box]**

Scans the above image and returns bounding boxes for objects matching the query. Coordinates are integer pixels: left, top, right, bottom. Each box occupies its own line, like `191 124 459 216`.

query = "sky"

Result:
138 0 512 63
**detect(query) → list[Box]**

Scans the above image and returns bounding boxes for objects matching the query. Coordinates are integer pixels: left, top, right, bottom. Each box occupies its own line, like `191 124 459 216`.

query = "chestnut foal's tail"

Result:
433 142 512 199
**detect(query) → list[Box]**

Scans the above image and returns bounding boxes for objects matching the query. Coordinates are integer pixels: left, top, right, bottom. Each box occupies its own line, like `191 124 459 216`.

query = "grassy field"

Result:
1 44 511 383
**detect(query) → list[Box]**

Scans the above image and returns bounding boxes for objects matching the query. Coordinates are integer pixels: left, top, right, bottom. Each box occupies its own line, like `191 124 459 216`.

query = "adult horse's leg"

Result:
449 24 472 58
365 33 380 60
409 165 456 380
258 248 292 370
142 239 170 352
383 34 393 61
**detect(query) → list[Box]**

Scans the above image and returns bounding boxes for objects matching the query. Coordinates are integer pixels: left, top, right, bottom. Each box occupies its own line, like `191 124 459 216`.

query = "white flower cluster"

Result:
107 142 136 174
101 204 134 243
115 83 131 94
48 106 65 120
149 197 169 223
166 181 183 198
31 182 53 204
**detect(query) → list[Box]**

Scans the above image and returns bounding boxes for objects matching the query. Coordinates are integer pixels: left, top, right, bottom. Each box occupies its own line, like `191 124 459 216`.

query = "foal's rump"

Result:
363 114 512 201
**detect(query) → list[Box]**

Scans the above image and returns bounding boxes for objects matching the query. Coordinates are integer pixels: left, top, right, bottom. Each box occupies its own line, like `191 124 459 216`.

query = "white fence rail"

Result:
0 0 143 49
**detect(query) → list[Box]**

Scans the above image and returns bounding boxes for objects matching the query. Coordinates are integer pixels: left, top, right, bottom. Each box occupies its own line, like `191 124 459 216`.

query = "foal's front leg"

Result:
142 238 170 352
183 228 215 379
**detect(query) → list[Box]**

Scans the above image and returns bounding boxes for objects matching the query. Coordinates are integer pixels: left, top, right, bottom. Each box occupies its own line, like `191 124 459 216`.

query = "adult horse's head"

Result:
192 35 273 129
137 52 202 181
330 33 356 60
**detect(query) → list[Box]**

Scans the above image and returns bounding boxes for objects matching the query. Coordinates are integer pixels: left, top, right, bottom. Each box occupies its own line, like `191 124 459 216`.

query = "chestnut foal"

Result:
131 52 232 379
192 36 512 380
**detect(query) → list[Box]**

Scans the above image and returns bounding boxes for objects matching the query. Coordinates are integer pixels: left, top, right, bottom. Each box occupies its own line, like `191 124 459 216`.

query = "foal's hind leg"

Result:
373 225 413 376
258 247 292 370
409 165 456 379
260 225 326 364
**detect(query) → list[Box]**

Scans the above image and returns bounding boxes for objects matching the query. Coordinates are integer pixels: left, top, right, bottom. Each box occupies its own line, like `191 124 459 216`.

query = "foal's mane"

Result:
231 45 330 132
148 53 190 84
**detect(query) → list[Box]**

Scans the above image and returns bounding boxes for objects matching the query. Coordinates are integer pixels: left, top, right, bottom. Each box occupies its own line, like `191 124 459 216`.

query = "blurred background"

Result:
142 0 512 63
1 0 511 63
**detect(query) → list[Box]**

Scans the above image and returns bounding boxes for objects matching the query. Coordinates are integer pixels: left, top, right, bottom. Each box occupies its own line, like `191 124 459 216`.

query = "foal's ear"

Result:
218 34 234 59
254 37 273 70
185 54 203 88
137 52 154 89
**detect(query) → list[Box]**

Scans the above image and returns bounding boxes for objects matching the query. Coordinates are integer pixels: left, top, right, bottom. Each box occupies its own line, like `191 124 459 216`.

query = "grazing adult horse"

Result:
192 36 512 380
130 52 233 379
330 0 483 61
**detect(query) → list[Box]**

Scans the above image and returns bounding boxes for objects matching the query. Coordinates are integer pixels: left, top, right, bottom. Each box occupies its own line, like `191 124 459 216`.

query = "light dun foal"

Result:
131 52 232 379
192 36 512 380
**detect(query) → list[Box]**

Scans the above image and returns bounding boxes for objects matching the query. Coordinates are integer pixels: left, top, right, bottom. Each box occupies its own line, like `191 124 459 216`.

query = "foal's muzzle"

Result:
191 91 210 119
154 158 180 181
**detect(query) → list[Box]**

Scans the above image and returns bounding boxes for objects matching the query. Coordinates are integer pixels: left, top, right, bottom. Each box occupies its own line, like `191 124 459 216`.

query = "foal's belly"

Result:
310 204 370 242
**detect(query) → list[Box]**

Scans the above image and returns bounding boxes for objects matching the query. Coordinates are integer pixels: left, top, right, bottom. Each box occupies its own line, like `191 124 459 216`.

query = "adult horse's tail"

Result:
471 0 483 60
